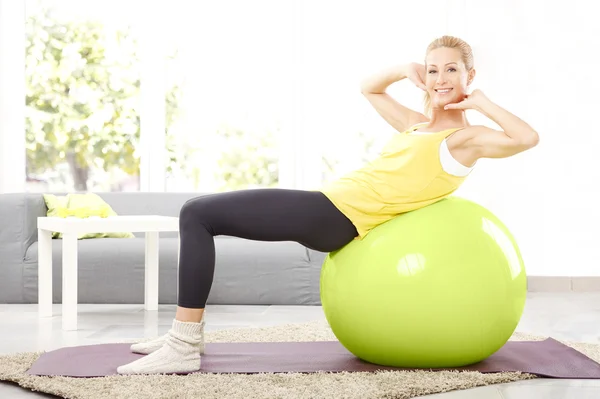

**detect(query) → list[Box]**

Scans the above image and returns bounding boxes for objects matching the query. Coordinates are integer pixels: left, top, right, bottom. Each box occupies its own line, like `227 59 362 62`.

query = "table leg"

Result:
145 232 159 311
62 232 78 331
38 229 53 318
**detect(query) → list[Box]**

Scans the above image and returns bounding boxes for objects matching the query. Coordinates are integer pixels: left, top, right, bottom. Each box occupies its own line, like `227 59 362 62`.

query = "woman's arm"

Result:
445 90 539 159
472 96 539 144
361 63 429 133
361 63 425 93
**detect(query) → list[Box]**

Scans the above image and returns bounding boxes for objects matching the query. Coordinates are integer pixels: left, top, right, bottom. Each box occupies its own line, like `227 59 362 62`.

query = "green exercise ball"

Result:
320 196 527 368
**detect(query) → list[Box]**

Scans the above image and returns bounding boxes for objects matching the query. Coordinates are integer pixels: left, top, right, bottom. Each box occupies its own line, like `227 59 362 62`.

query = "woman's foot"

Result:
117 319 204 375
130 319 205 355
129 334 169 355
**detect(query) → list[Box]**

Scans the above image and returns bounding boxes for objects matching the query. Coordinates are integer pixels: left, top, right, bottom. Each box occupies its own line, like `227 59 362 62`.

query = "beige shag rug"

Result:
1 320 600 399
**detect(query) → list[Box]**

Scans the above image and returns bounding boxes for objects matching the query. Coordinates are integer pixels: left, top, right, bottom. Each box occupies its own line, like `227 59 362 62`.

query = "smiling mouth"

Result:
435 88 453 93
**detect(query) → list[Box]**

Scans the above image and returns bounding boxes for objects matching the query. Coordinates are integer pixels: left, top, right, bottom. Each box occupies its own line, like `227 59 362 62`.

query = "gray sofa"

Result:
0 192 328 305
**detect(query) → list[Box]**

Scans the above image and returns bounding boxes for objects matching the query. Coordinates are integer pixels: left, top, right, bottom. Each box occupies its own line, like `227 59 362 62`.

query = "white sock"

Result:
117 319 204 375
130 319 205 355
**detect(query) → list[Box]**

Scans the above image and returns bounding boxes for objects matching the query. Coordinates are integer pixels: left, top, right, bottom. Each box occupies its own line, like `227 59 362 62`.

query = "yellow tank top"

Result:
319 123 470 239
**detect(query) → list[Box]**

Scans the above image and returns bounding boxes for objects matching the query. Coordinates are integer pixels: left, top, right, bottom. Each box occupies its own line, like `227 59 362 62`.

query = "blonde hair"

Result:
423 35 474 116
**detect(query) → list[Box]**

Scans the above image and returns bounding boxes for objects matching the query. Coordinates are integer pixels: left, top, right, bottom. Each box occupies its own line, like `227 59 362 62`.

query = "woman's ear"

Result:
467 69 476 86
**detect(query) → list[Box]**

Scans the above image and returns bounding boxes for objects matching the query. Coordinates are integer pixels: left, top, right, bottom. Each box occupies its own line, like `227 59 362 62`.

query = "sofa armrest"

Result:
0 193 48 260
23 193 50 254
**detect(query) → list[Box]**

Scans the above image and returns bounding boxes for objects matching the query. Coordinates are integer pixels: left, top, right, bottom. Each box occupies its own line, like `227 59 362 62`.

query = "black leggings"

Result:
177 188 358 308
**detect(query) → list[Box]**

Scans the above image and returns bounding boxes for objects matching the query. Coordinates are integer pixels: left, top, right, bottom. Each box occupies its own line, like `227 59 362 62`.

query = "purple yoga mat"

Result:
26 339 600 379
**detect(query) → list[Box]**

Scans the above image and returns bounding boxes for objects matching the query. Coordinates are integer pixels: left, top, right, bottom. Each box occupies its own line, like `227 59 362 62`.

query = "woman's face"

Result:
425 47 472 110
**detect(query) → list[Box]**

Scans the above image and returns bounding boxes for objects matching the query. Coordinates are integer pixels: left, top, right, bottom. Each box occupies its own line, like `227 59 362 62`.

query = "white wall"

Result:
0 0 25 193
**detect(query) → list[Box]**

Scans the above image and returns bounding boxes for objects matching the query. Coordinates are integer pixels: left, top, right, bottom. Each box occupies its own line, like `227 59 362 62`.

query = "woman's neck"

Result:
424 108 469 131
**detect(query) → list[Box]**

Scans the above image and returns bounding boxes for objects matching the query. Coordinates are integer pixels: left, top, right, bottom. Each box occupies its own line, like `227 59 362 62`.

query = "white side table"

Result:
37 215 179 331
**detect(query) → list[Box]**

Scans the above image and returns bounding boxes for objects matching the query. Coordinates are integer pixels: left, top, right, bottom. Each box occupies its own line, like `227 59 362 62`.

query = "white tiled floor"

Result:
2 292 600 398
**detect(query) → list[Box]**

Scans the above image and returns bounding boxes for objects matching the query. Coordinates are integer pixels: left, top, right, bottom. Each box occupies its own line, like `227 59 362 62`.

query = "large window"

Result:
22 0 454 193
25 0 145 192
164 0 294 192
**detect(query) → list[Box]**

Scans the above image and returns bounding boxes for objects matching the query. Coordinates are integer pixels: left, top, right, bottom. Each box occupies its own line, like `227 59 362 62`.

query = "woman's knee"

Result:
179 196 213 232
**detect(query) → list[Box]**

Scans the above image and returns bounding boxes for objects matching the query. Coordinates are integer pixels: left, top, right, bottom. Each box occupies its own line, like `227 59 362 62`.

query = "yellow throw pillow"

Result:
43 194 69 217
43 194 69 238
42 193 135 240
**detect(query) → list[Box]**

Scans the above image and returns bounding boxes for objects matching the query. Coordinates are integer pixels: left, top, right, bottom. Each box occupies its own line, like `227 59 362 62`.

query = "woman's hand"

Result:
404 63 427 91
444 89 489 111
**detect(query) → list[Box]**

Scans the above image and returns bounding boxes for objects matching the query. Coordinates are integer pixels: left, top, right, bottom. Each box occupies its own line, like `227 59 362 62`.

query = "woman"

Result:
117 35 539 375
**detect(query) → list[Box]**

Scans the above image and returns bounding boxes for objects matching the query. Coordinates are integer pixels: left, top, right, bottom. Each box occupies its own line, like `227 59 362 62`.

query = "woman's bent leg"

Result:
177 188 357 310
